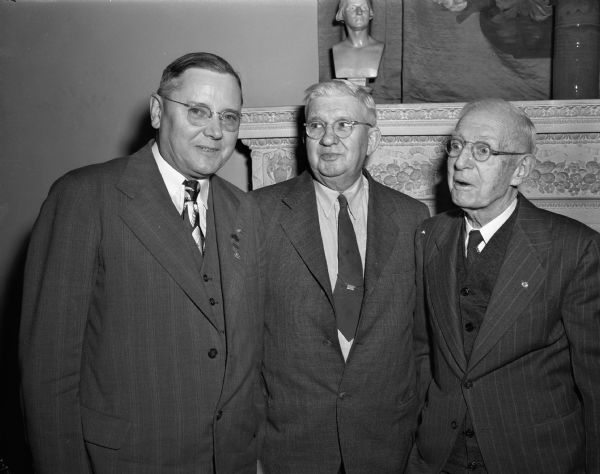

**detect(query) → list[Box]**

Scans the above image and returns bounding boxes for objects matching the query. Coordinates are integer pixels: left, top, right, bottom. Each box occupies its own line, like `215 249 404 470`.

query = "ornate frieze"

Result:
240 101 600 231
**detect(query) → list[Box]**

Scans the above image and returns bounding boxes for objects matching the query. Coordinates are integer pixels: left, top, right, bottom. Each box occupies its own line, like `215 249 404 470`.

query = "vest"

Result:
443 211 517 473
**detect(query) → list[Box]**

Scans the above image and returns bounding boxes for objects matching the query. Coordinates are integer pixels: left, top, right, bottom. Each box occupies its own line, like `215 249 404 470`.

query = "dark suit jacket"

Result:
410 196 600 474
19 142 264 474
253 170 430 474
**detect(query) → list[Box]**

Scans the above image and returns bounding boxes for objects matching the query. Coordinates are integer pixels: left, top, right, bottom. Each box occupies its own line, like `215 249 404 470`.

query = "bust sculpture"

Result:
333 0 384 81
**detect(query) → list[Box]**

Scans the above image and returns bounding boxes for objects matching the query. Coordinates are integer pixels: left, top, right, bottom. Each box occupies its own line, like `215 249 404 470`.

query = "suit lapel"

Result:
116 144 219 329
427 215 467 373
363 178 400 299
280 172 333 306
468 198 550 373
210 176 244 321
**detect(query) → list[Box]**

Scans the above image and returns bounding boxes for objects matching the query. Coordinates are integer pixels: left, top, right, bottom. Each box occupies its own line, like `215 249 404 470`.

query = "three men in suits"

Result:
253 79 430 473
410 98 600 473
19 52 264 473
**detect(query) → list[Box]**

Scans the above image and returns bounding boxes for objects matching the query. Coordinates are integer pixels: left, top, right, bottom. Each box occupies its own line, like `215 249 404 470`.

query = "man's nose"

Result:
202 114 223 139
454 145 475 169
320 125 339 146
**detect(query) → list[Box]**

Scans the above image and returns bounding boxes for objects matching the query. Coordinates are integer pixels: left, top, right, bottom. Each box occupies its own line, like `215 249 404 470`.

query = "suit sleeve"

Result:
19 173 99 473
561 230 600 473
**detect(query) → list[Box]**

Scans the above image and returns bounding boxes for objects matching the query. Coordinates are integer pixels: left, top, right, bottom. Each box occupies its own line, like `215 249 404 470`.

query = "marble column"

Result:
552 0 600 99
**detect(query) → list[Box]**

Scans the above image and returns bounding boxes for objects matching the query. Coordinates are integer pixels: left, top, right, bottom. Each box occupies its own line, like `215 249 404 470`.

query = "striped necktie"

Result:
182 179 205 253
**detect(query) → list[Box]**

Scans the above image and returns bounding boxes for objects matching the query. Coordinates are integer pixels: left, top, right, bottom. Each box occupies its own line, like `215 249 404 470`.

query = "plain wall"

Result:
0 0 318 469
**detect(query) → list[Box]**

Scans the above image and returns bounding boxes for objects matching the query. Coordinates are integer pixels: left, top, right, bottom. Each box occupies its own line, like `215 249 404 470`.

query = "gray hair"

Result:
458 98 536 154
303 79 377 125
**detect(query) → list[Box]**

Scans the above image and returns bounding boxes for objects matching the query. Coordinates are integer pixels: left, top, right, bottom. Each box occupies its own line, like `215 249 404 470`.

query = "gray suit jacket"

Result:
410 196 600 473
253 170 430 474
19 142 264 473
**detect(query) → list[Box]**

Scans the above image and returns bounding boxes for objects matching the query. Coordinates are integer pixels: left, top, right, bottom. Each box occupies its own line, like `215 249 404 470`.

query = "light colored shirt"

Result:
464 198 517 256
314 175 369 361
152 142 209 237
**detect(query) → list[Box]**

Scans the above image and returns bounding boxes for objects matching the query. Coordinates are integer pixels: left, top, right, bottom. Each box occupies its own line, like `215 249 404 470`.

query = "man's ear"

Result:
149 94 162 130
367 126 381 156
511 153 535 186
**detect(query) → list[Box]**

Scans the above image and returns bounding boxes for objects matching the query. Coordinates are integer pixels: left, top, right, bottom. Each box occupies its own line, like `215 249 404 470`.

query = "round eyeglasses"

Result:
446 138 527 162
304 120 373 140
160 95 242 132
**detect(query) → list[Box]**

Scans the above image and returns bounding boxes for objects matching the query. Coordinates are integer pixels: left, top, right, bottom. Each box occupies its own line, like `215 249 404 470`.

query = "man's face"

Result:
447 108 526 225
342 0 371 30
150 68 242 179
305 95 379 192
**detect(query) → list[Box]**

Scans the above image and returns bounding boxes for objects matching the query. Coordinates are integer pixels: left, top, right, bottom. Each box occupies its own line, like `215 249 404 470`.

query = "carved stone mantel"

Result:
239 100 600 232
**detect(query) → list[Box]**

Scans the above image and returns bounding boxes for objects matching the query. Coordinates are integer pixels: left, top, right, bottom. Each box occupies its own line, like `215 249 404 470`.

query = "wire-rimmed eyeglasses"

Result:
159 95 242 132
446 137 528 162
304 120 373 140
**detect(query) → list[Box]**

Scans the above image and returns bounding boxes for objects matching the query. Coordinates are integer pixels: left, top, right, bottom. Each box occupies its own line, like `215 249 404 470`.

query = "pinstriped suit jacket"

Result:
253 170 430 474
409 196 600 474
19 142 264 473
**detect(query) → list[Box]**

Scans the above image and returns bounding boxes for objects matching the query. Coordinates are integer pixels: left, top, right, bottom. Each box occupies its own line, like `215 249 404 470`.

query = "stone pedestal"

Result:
553 0 600 99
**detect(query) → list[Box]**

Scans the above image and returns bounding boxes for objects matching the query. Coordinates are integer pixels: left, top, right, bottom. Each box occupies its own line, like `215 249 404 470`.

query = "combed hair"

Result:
458 98 536 153
303 79 377 125
157 52 243 104
335 0 374 22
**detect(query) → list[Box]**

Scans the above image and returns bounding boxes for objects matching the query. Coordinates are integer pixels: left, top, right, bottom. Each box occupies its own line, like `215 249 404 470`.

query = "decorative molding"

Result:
239 100 600 138
240 100 600 231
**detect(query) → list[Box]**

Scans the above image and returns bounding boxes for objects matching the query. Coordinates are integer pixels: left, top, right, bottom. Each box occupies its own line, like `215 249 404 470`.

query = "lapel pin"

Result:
521 281 528 288
421 229 426 234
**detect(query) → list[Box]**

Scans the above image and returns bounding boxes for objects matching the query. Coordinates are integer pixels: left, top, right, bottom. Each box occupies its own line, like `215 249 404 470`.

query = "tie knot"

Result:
337 194 349 208
183 179 200 203
467 230 484 255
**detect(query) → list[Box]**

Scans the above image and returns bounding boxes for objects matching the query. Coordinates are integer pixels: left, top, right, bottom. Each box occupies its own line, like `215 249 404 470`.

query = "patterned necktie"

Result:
333 194 364 341
466 229 484 267
182 179 205 253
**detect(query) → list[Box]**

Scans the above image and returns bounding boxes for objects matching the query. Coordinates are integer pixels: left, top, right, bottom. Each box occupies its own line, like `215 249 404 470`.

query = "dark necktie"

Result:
182 179 205 253
466 229 484 267
333 194 364 341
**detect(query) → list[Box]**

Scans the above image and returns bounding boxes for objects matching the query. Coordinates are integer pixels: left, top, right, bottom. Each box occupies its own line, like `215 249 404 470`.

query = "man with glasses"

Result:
253 79 429 472
408 98 600 473
20 52 264 473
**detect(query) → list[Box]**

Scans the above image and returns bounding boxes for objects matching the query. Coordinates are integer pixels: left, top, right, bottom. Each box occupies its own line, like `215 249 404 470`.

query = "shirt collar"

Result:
313 174 367 219
152 141 209 212
464 197 518 245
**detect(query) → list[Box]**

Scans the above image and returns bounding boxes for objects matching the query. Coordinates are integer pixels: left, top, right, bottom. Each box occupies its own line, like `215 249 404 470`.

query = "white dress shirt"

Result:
464 198 518 256
314 175 369 361
152 142 209 238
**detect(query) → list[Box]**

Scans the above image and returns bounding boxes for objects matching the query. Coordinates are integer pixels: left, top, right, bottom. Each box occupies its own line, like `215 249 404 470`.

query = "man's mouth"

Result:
196 145 219 153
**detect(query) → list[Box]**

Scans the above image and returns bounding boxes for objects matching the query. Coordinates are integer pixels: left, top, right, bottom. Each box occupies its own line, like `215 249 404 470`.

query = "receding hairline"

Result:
457 98 536 153
157 52 243 104
303 79 378 124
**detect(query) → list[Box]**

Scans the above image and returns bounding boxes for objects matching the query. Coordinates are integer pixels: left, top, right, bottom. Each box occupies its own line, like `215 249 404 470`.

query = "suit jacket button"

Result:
208 348 218 358
465 428 475 438
203 274 210 282
463 380 473 389
464 322 475 332
216 410 223 420
460 287 471 296
339 392 348 399
209 297 216 305
451 420 458 429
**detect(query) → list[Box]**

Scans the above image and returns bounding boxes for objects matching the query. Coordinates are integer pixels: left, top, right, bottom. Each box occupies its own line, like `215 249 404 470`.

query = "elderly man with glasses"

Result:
408 98 600 474
252 79 429 473
20 52 264 474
